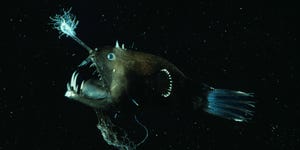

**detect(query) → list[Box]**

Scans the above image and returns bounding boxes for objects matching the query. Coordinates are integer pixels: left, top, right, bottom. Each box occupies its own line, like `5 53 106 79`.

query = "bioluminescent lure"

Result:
50 8 93 53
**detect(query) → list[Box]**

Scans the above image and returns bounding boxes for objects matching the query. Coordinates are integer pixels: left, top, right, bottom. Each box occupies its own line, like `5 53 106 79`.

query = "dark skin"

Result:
65 45 206 111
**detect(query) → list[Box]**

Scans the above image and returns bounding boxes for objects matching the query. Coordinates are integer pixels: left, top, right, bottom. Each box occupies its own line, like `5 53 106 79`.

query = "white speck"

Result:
234 118 243 122
240 7 243 10
131 99 139 106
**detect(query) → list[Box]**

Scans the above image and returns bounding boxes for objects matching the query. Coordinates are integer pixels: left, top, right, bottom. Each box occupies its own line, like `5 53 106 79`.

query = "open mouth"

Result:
65 60 109 100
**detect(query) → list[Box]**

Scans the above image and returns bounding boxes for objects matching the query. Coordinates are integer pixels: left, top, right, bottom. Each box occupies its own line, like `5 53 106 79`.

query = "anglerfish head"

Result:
65 41 130 109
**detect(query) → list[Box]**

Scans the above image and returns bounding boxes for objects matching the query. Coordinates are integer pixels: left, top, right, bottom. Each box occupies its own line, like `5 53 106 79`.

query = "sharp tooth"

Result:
70 71 76 89
70 71 79 92
89 63 96 68
74 72 79 92
67 83 71 91
80 80 85 90
115 40 120 48
121 44 125 49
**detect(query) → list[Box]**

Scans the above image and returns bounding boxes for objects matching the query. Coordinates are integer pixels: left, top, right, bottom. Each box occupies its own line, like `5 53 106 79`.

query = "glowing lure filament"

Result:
50 8 78 38
50 8 93 53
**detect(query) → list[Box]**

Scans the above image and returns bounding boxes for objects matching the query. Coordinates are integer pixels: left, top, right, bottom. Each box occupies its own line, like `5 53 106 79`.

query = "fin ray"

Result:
203 89 256 122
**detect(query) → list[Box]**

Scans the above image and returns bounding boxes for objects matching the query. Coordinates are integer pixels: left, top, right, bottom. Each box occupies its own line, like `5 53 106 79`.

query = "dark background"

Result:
1 0 299 149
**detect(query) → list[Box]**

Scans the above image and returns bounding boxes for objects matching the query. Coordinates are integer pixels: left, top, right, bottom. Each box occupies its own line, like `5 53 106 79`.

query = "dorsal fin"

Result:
115 40 120 48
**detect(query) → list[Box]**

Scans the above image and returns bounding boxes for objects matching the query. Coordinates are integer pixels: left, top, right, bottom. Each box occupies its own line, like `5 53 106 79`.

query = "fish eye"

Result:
107 53 116 61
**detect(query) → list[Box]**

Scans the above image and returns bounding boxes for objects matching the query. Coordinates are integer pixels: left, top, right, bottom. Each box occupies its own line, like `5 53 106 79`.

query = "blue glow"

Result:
205 89 255 122
50 8 94 53
50 8 78 38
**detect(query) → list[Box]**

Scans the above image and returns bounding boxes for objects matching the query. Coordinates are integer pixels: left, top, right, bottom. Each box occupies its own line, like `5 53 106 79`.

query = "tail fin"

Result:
203 89 255 122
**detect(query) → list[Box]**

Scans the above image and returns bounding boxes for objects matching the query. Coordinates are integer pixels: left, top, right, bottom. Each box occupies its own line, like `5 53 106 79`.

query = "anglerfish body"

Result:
66 41 255 121
64 42 255 149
